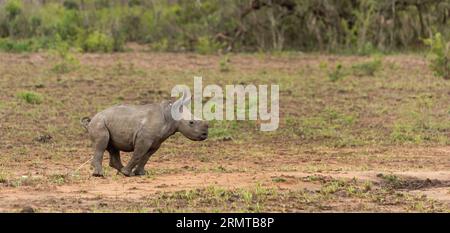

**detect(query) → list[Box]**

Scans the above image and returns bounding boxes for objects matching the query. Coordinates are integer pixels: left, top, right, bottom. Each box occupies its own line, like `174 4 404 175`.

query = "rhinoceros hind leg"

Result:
89 120 110 177
107 146 123 171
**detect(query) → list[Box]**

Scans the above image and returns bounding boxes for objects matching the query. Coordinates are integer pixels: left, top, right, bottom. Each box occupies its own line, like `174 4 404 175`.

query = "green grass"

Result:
16 91 43 104
137 177 448 213
0 170 8 184
284 108 361 147
0 38 42 53
208 120 239 140
48 174 68 185
389 95 450 145
219 55 231 72
1 53 450 212
150 184 276 213
272 177 287 183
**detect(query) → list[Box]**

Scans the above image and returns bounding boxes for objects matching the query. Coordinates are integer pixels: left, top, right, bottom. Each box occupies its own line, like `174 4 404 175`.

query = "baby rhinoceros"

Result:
80 93 208 177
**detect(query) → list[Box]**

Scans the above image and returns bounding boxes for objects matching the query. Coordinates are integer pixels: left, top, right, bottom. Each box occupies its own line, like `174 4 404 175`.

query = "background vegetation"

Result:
0 0 448 53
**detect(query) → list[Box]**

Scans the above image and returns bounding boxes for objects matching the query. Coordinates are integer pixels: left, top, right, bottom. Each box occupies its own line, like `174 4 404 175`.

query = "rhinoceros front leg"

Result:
120 140 152 177
133 146 160 176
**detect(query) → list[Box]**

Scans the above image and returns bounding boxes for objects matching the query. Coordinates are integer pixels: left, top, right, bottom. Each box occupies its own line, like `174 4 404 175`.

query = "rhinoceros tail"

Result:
80 117 91 130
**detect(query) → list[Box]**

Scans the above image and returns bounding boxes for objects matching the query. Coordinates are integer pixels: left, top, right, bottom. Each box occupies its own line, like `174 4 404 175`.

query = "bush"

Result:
63 0 79 10
4 0 22 19
195 36 222 54
17 91 43 104
424 33 449 79
219 55 231 72
328 64 345 82
150 38 169 51
0 1 448 53
357 42 378 56
50 36 79 74
351 57 382 76
128 0 143 7
110 23 125 52
80 31 114 53
0 38 40 52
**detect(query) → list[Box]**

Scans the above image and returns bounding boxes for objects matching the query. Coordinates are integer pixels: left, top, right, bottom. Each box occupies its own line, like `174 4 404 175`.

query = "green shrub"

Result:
17 91 43 104
5 0 22 19
0 38 40 52
328 64 345 82
195 36 222 54
50 35 79 74
81 31 114 53
120 12 143 42
57 10 82 42
128 0 143 7
150 38 169 51
357 42 378 56
63 0 79 10
110 23 125 52
30 16 42 34
424 33 449 79
219 55 231 72
351 57 382 76
94 0 111 9
0 0 447 54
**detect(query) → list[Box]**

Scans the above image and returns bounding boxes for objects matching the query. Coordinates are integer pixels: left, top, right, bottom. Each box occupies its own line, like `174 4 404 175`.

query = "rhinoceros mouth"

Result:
199 133 208 140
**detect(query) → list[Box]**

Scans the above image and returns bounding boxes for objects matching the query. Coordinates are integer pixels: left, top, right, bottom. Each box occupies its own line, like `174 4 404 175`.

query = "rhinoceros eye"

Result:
189 121 194 125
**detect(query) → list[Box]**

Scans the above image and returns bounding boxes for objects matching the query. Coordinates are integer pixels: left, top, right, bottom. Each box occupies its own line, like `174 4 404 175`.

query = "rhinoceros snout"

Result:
199 132 208 140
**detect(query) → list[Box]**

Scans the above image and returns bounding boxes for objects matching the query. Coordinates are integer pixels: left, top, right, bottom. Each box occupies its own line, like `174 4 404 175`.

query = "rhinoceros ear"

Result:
171 87 191 120
182 91 192 105
173 88 190 108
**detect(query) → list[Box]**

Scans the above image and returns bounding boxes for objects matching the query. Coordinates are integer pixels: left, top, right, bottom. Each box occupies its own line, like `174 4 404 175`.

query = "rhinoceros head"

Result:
170 89 208 141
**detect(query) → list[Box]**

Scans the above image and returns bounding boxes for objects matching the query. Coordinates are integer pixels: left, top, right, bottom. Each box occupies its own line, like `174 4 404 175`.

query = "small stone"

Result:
20 206 35 213
34 134 53 143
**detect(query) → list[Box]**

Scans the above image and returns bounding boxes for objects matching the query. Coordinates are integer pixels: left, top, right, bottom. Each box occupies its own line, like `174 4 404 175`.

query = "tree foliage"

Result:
0 0 448 53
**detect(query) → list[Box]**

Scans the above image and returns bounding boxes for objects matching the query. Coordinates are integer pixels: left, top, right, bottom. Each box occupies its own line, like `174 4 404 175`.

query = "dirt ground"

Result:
0 51 449 212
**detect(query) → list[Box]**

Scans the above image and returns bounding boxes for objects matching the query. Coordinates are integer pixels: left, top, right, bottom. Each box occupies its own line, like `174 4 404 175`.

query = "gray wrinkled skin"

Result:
81 100 208 177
